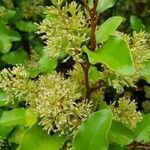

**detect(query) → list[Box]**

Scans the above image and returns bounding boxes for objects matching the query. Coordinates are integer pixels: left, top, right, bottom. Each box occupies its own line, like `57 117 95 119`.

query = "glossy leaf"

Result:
143 59 150 83
96 16 123 43
73 109 113 150
0 108 26 126
130 15 145 31
0 108 37 127
89 66 101 82
86 36 135 75
38 55 57 74
16 21 38 32
0 25 21 53
97 0 116 13
1 49 28 65
26 67 40 78
108 121 134 145
9 126 29 144
0 125 14 139
18 125 65 150
108 144 129 150
133 114 150 143
0 10 16 23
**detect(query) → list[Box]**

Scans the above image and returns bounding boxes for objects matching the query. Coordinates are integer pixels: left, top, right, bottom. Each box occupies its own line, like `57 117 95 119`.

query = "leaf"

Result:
97 0 116 13
0 125 14 139
0 90 7 106
38 55 57 74
0 108 26 126
96 16 123 43
108 121 134 145
9 126 27 144
143 59 150 83
108 144 129 150
0 25 21 53
89 66 101 82
130 15 145 31
133 114 150 143
0 10 16 23
26 67 40 78
86 36 135 75
0 108 37 127
88 0 93 7
18 125 65 150
16 21 38 32
73 109 113 150
1 49 28 65
26 109 37 127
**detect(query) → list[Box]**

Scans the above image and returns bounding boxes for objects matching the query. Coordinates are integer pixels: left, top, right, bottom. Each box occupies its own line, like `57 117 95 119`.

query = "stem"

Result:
81 63 90 100
81 0 99 100
89 0 98 51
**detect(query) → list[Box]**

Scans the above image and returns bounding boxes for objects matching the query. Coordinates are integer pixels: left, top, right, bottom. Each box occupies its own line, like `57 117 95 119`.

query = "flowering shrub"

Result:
0 0 150 150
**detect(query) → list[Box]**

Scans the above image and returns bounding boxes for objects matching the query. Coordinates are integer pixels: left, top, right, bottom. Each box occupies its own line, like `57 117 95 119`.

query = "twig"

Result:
81 63 90 100
89 0 99 51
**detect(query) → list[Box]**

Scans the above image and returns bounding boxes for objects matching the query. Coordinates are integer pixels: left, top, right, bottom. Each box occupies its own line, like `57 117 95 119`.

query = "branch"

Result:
81 63 90 100
89 0 99 51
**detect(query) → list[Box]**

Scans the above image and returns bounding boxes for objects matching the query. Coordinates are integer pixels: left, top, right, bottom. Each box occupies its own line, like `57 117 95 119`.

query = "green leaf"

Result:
108 121 134 145
97 0 116 13
0 25 21 53
0 108 26 126
96 16 123 43
108 144 129 150
86 36 134 75
0 108 37 127
16 21 38 32
0 10 16 23
1 49 28 65
130 15 145 31
88 0 93 7
0 90 7 106
18 125 65 150
26 109 37 127
26 67 39 78
89 66 101 82
133 114 150 143
0 125 14 139
9 126 27 144
73 109 113 150
143 59 150 83
38 55 57 74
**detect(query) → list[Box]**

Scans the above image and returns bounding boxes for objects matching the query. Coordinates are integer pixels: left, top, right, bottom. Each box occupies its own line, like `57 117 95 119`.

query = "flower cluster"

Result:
38 1 89 59
21 0 44 18
0 66 36 104
111 97 142 128
30 73 92 136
